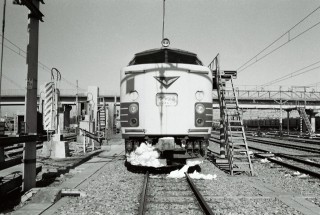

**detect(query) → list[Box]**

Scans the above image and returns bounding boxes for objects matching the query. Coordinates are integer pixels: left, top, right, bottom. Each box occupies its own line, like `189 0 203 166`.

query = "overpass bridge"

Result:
1 87 320 110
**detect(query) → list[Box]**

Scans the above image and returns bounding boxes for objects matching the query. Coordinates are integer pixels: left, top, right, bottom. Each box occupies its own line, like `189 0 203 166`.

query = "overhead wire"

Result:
2 73 24 89
259 60 320 87
307 81 320 86
0 34 85 90
237 5 320 73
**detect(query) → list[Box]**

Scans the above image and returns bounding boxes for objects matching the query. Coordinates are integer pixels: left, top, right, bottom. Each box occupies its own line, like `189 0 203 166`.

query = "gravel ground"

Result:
203 140 320 214
307 197 320 207
207 197 303 215
53 159 144 215
253 160 320 195
49 155 320 215
14 134 320 215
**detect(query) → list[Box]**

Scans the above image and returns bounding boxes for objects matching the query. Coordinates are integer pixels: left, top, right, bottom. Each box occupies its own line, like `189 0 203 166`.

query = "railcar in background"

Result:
244 117 320 132
120 43 213 160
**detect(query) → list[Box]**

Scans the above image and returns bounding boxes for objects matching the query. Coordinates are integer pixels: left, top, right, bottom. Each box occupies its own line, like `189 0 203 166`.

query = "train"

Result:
120 40 213 160
243 117 320 132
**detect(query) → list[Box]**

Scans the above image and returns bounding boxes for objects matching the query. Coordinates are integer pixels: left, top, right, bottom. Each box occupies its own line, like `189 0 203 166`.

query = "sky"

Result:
0 0 320 115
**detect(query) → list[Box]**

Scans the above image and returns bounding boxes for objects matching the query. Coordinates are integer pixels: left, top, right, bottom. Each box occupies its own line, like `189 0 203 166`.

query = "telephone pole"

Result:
0 0 6 118
13 0 44 191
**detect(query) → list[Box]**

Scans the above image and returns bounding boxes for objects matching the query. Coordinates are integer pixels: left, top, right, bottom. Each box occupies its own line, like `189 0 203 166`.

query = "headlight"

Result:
130 118 138 126
196 118 204 126
129 103 138 114
130 91 139 101
195 103 205 114
195 91 204 101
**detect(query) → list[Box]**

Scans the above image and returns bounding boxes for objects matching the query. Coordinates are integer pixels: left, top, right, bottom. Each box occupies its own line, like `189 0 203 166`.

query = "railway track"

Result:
210 134 320 179
274 136 320 145
139 172 214 215
255 153 320 179
246 137 320 154
238 143 320 179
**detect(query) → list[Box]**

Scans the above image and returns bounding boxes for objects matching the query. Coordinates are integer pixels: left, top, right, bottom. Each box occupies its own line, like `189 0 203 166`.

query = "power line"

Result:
237 5 320 73
2 73 24 89
0 0 6 117
260 60 320 87
0 34 85 90
306 81 320 86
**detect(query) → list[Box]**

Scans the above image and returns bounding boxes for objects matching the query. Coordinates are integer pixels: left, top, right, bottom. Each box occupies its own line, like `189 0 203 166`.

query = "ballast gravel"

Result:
50 142 320 215
54 158 144 215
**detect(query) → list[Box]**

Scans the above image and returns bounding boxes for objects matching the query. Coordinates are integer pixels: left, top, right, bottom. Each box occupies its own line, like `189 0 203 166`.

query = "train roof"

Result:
128 48 203 66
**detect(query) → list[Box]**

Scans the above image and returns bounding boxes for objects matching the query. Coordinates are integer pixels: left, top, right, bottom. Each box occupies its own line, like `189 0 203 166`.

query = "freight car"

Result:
244 117 320 132
120 40 215 159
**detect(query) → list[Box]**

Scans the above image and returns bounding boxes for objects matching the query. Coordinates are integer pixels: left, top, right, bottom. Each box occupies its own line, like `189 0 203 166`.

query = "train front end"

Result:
120 48 213 159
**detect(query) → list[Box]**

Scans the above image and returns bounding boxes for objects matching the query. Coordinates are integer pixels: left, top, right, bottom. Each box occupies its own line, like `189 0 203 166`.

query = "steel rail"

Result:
247 145 320 168
185 173 215 215
255 154 320 179
138 171 149 215
284 136 320 145
247 137 320 153
276 153 320 168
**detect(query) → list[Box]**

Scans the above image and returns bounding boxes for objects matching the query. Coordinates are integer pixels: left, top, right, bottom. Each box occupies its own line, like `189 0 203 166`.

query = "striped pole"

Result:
43 82 54 131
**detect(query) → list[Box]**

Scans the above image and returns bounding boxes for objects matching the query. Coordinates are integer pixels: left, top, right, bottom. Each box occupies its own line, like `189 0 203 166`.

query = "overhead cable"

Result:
237 6 320 73
0 34 84 90
260 60 320 87
2 73 24 89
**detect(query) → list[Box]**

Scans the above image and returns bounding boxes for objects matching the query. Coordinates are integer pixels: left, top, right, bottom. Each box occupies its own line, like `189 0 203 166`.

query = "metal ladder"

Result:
97 97 107 136
209 54 253 176
224 78 253 176
297 107 314 136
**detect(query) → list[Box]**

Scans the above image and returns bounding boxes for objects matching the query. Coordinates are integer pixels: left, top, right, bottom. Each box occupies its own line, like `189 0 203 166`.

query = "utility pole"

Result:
76 80 79 127
274 86 287 137
279 86 283 135
13 0 44 192
0 0 6 118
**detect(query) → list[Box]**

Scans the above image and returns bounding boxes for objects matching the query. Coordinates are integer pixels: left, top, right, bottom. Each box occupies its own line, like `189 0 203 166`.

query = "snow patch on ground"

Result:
126 143 164 168
189 171 217 180
167 160 217 180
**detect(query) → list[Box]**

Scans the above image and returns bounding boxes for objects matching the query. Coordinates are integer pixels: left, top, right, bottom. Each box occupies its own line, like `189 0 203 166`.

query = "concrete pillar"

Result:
306 110 317 133
23 0 40 192
64 105 72 128
311 114 316 133
107 102 114 137
87 86 99 132
0 147 4 163
286 110 290 135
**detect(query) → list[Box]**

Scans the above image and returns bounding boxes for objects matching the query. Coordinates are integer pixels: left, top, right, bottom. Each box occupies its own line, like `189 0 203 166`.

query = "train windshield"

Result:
129 48 203 66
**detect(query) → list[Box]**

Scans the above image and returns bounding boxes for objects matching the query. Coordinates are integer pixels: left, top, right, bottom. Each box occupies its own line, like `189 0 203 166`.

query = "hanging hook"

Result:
51 67 61 81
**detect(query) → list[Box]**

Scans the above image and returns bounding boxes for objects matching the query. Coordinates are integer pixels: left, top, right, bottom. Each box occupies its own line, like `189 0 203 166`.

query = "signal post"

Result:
13 0 44 191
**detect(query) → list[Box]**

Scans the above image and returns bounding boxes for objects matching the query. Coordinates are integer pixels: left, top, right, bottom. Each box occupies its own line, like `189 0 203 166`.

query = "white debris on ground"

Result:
126 143 164 168
293 171 300 176
260 158 270 163
273 157 283 161
167 160 216 180
297 174 309 178
189 171 217 180
186 160 203 166
167 165 190 178
240 151 254 157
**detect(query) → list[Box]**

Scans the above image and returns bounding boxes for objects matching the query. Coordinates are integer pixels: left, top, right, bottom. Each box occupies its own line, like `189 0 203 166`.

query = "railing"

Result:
1 89 120 97
0 135 46 197
213 88 320 101
0 135 46 169
2 87 320 101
